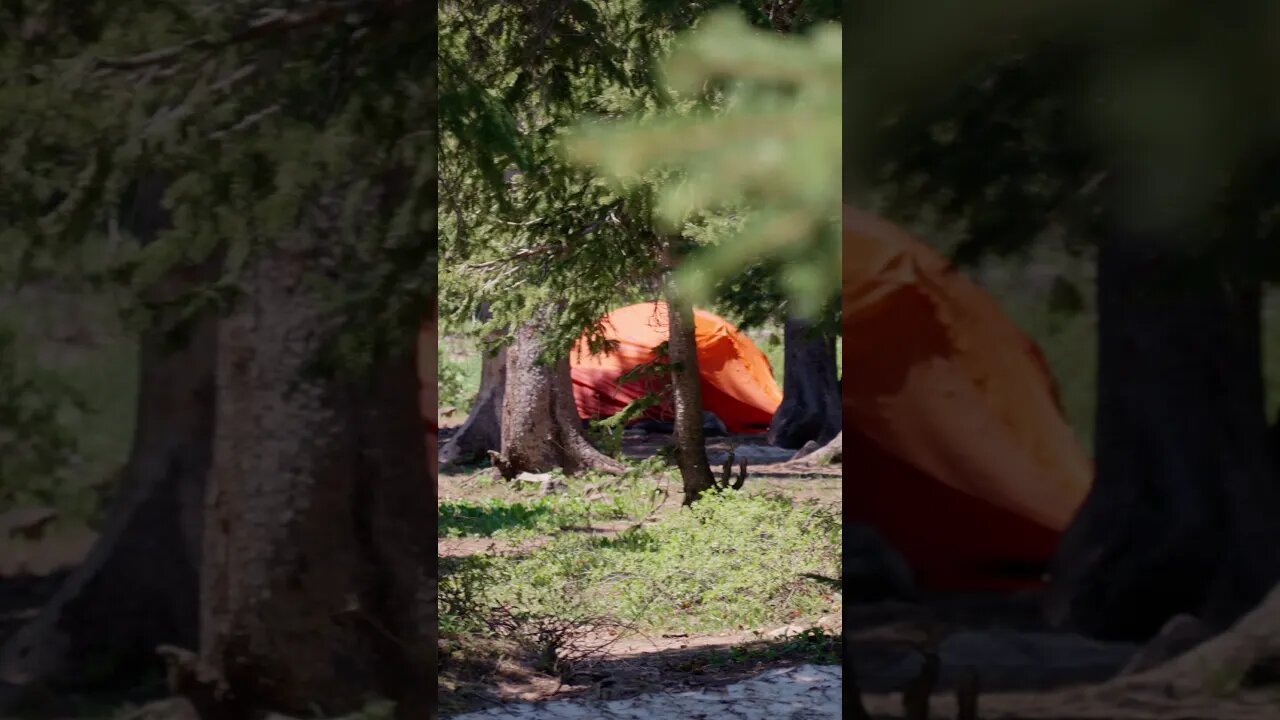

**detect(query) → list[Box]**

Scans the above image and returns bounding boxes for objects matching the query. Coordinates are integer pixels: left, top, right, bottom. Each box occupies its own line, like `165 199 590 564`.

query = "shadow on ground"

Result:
438 630 841 718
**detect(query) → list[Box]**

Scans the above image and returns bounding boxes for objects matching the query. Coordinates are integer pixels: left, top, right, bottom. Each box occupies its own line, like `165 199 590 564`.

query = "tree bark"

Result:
667 296 716 504
194 233 434 718
1046 223 1280 641
768 316 842 449
419 311 439 497
439 341 505 468
0 176 211 705
491 308 623 479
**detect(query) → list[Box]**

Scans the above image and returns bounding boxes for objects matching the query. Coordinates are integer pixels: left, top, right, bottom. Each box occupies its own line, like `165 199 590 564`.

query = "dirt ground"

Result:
439 428 1280 720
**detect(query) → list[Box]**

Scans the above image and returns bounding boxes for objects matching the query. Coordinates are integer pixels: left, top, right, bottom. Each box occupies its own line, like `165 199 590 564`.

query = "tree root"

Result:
714 450 749 491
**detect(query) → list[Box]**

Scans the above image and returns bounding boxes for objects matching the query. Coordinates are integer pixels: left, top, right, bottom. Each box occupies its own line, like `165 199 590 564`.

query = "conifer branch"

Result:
91 0 413 70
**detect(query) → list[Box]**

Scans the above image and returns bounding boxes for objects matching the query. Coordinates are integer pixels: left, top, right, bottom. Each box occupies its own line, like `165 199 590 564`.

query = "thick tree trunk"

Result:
0 177 210 705
1046 224 1280 641
439 343 505 468
492 309 623 479
667 296 716 504
193 235 434 718
768 316 842 449
419 313 439 493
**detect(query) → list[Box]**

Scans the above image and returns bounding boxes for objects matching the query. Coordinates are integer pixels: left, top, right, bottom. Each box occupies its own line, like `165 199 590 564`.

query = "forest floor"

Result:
436 425 1280 720
436 427 844 718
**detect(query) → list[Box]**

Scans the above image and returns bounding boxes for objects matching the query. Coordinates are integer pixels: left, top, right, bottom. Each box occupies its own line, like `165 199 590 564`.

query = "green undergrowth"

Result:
440 488 842 637
438 462 671 540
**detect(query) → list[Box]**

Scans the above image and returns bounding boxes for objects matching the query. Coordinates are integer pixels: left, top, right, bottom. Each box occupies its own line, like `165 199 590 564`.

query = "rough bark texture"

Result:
419 305 439 720
0 177 211 707
493 311 623 479
439 344 505 468
195 234 434 719
667 296 716 504
1046 225 1280 641
768 316 841 449
420 311 439 497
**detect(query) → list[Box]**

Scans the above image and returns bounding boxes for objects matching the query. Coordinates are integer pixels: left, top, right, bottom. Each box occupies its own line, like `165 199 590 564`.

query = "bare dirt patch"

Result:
439 625 842 717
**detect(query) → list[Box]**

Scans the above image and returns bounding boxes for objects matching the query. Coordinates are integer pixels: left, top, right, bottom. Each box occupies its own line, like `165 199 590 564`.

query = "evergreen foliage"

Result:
566 9 841 317
850 0 1280 272
0 1 435 503
439 1 840 357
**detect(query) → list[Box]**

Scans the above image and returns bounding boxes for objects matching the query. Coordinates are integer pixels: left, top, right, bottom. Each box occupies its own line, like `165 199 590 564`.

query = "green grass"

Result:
440 488 842 636
439 465 667 540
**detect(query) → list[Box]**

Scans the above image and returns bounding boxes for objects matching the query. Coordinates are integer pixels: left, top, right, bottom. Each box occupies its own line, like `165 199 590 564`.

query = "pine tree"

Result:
0 4 437 716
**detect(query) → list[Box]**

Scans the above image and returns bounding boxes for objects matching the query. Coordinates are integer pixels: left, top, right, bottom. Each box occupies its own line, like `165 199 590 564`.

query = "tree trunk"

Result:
492 308 624 479
439 342 505 468
193 234 434 718
1046 223 1280 641
667 296 716 504
0 177 211 705
768 316 842 449
419 311 439 494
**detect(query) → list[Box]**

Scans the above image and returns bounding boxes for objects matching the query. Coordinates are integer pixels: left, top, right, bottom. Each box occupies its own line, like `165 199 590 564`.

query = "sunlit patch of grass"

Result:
440 489 841 637
438 464 671 541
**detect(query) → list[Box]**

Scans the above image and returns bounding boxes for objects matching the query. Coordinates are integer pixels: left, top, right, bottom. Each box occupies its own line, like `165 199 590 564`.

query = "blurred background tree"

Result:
0 3 436 714
847 0 1280 641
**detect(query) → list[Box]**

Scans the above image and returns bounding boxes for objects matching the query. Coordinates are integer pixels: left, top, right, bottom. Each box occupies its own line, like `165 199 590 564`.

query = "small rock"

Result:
516 472 555 484
816 613 842 632
765 623 807 639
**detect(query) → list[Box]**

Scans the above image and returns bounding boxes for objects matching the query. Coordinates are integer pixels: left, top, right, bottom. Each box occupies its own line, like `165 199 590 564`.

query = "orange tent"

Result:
843 205 1093 591
570 302 782 434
